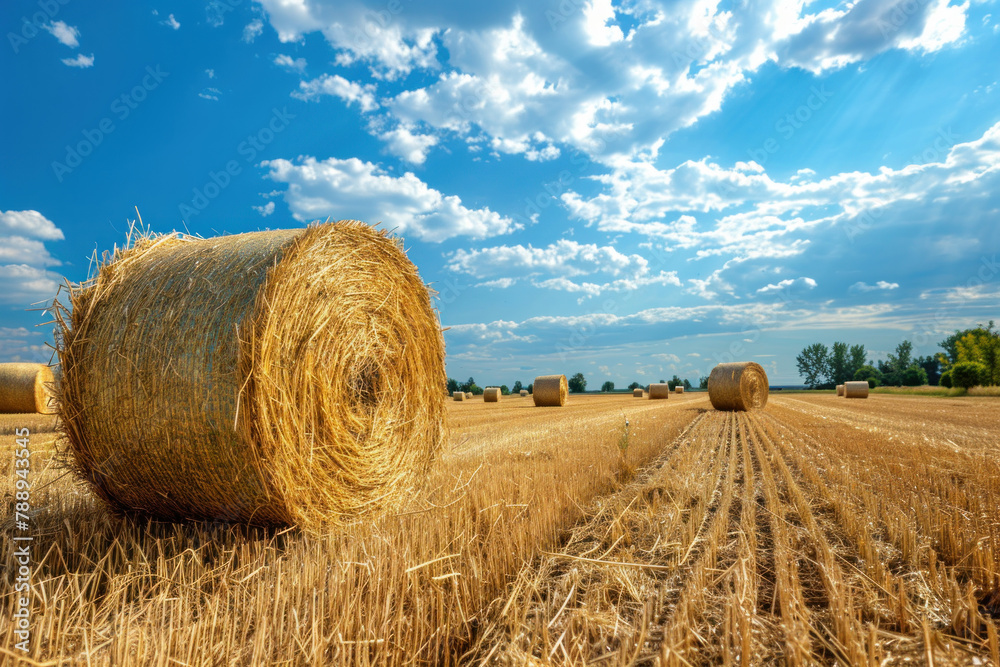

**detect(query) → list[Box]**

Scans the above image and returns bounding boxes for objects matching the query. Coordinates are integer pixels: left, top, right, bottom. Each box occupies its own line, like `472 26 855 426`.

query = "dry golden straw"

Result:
483 387 501 402
532 375 567 407
844 380 870 399
708 361 769 411
0 363 56 414
519 389 528 397
465 392 473 399
633 388 643 397
54 221 446 530
837 384 845 396
648 383 670 400
454 391 466 402
675 386 684 394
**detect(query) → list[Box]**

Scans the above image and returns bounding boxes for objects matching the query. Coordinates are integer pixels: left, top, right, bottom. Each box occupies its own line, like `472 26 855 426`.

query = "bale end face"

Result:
483 387 501 402
674 386 684 394
844 381 870 399
454 391 466 401
836 384 845 396
708 362 769 411
632 388 643 397
648 383 670 399
532 374 567 407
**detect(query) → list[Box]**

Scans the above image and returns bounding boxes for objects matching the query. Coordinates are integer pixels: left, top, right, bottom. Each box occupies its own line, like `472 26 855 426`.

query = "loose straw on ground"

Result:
532 375 567 407
708 361 769 411
54 220 446 530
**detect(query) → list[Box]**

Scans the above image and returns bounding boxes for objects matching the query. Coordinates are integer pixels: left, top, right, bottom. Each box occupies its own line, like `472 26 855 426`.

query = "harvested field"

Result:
2 392 999 664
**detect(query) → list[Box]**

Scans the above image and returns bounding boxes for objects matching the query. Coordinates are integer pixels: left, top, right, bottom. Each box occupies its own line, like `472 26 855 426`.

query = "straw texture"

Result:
844 381 870 399
465 392 473 399
633 388 643 397
532 375 567 407
708 362 769 411
55 221 446 529
836 384 845 396
0 363 56 414
675 386 684 394
454 391 466 402
519 389 528 397
484 387 501 402
648 383 670 400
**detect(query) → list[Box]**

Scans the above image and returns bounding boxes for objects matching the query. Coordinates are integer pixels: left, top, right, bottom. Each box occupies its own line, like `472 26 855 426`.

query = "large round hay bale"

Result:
532 375 567 407
55 221 445 529
484 387 501 402
648 383 670 399
465 392 473 399
836 384 844 396
675 386 684 394
454 391 466 401
519 389 528 397
633 388 643 397
708 362 768 411
0 363 56 414
844 381 870 399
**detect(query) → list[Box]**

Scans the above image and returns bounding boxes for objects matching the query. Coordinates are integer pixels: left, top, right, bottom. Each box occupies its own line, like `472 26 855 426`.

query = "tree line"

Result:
446 372 706 395
796 321 999 390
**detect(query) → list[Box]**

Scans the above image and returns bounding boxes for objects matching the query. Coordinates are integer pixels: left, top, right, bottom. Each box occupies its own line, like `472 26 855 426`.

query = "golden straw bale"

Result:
532 375 567 407
836 384 845 396
708 361 769 411
484 387 501 402
844 381 870 399
519 389 528 397
54 221 445 530
454 391 466 401
0 363 56 414
633 388 643 397
465 392 473 399
648 383 670 399
675 386 684 394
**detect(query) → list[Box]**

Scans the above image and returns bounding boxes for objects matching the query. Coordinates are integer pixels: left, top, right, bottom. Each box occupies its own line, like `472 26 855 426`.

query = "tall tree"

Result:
796 343 831 389
601 380 615 392
512 380 523 393
915 355 941 386
667 374 682 390
699 376 709 389
683 378 692 390
447 378 459 393
568 372 587 393
847 344 867 380
829 341 850 385
956 322 1000 385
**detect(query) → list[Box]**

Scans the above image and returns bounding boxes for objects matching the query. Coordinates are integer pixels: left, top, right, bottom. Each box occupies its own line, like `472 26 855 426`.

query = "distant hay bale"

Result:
675 386 684 394
708 362 769 411
0 363 56 414
836 384 844 396
465 392 473 399
55 221 446 530
519 389 528 397
844 381 870 399
484 387 501 402
648 383 670 399
454 391 466 401
633 388 643 397
532 375 567 407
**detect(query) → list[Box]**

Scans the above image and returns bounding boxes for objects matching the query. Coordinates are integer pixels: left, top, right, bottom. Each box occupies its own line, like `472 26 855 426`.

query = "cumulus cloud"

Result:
379 126 438 164
61 53 94 68
274 54 306 71
447 240 649 278
0 211 65 308
292 74 378 112
850 280 900 292
243 19 264 42
160 13 181 30
0 210 65 240
44 21 80 47
253 201 275 217
262 156 521 242
757 277 818 294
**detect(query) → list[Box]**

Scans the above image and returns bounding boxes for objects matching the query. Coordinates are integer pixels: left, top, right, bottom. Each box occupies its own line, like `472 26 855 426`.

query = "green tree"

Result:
796 343 831 389
915 355 941 385
683 378 692 390
667 375 682 390
461 376 477 392
881 340 913 386
952 361 987 390
901 366 928 386
469 383 483 395
853 365 881 388
955 322 1000 385
512 380 523 393
627 381 641 390
500 384 510 395
601 380 615 392
829 341 851 385
527 383 533 393
568 373 587 393
940 370 953 388
847 344 867 381
447 378 459 393
699 376 709 389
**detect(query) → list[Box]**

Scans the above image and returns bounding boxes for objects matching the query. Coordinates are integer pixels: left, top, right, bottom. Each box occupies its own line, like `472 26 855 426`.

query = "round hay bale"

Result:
675 386 684 394
0 363 56 414
454 391 466 401
708 362 769 411
465 392 473 399
844 381 870 399
55 221 445 529
836 384 845 396
648 383 670 399
484 387 501 402
633 388 643 397
519 389 528 397
532 375 567 407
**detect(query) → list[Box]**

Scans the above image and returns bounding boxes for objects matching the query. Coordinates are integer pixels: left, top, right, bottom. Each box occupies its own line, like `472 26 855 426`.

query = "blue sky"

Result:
1 0 998 386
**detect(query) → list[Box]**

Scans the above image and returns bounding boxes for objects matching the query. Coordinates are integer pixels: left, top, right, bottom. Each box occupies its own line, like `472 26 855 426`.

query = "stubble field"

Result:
2 392 999 665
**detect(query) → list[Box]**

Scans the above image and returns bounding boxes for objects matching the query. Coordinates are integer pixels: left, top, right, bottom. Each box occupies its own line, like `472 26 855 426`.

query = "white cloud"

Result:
293 74 378 112
757 277 817 293
850 280 900 292
447 240 649 278
274 54 306 71
198 87 221 101
161 13 181 30
243 19 264 42
205 68 216 78
0 265 62 305
44 21 80 48
262 156 522 242
61 53 94 68
0 211 65 240
253 201 275 217
379 126 438 164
